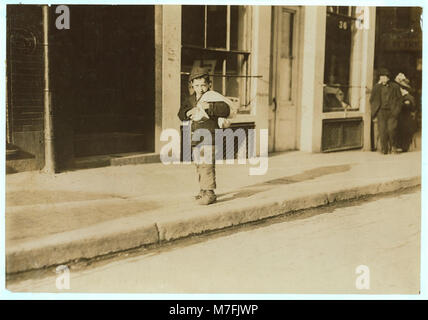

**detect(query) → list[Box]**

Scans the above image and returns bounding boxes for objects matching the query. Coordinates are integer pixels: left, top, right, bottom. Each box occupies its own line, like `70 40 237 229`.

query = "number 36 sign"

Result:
336 7 370 31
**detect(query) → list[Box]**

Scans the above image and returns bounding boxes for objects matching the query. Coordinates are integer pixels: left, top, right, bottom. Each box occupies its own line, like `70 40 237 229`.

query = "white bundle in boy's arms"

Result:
196 90 239 128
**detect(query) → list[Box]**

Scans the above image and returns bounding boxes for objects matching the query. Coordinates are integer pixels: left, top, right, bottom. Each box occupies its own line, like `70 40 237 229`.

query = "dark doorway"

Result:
374 7 422 95
51 5 155 164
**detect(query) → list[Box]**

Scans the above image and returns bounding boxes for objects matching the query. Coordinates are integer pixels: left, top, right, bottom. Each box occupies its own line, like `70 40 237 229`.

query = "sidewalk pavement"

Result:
6 150 421 274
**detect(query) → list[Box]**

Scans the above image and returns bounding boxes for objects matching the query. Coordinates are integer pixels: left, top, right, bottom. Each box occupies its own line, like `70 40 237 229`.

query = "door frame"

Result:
270 6 302 152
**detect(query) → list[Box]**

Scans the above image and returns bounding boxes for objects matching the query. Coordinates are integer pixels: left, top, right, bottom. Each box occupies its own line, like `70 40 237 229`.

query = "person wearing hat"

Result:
177 67 230 205
395 73 417 152
370 68 402 154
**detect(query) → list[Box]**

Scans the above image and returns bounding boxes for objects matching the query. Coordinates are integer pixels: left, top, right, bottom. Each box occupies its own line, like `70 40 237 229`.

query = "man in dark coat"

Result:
177 67 230 205
370 68 402 154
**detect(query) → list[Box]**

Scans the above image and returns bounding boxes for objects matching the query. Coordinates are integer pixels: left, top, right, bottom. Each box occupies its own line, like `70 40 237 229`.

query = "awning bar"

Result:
181 72 262 78
327 11 361 22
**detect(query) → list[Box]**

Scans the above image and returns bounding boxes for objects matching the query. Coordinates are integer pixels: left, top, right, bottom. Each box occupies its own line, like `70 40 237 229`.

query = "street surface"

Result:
7 189 420 294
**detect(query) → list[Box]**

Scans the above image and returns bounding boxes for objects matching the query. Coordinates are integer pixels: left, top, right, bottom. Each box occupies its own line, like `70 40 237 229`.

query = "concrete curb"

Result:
6 176 420 274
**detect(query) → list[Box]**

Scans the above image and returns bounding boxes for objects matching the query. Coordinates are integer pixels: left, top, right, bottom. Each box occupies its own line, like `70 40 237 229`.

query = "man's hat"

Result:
378 68 391 77
189 66 209 82
395 72 412 90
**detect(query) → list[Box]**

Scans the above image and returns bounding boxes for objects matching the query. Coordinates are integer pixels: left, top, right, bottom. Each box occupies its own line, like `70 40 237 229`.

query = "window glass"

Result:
181 5 251 113
339 6 349 15
323 6 358 112
324 14 351 87
206 6 227 48
230 6 239 50
396 7 411 29
225 55 240 97
327 6 338 14
280 10 294 101
182 6 204 47
212 58 225 93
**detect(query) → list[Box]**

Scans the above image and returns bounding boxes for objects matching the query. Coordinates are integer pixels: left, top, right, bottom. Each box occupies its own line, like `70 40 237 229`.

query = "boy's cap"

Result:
395 72 412 90
378 68 391 77
189 67 209 82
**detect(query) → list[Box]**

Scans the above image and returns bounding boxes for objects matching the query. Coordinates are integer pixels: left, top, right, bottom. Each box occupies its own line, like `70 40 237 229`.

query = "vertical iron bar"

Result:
204 6 207 48
223 6 231 95
43 5 55 173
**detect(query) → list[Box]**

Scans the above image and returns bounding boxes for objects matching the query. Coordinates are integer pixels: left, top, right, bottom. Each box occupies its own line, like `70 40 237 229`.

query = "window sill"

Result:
182 44 251 56
231 113 255 124
321 110 366 120
323 107 360 112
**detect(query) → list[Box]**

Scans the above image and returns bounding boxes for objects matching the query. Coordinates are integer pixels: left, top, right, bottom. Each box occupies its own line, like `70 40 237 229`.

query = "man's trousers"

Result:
376 109 398 154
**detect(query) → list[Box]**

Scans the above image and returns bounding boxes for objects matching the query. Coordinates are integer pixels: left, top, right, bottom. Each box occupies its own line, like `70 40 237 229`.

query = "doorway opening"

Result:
269 6 300 152
51 5 155 164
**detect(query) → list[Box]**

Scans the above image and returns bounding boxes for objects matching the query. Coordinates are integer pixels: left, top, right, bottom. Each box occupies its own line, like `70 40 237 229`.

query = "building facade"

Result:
6 5 417 173
155 5 376 156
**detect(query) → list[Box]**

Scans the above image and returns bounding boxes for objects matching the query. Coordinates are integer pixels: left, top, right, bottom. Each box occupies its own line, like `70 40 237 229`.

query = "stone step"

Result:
73 152 160 170
6 158 37 174
74 132 149 157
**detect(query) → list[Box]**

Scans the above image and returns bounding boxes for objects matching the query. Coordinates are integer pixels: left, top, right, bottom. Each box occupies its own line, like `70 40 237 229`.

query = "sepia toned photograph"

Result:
3 3 423 295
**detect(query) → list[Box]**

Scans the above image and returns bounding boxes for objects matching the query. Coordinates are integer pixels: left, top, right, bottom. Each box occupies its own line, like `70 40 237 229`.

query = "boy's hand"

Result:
199 101 211 110
186 108 198 119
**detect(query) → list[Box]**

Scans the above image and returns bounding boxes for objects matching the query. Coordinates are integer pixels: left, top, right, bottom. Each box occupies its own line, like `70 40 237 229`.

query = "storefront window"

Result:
181 5 252 114
323 6 360 112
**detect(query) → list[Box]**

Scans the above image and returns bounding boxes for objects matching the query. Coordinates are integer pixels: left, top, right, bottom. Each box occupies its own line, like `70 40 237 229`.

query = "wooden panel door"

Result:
269 7 300 152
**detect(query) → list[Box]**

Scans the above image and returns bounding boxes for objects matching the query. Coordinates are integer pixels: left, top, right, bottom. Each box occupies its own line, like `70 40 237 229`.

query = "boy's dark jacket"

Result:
369 80 401 118
178 92 230 145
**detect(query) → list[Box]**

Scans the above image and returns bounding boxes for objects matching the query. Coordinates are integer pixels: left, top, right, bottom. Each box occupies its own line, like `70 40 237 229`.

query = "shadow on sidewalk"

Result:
216 164 352 204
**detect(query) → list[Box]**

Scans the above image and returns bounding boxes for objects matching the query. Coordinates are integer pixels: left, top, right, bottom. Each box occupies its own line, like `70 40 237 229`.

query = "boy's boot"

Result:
194 189 203 200
198 190 217 205
391 146 401 154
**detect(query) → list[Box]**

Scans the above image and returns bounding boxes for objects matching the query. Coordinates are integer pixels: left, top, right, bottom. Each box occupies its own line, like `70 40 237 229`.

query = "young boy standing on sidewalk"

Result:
177 67 230 205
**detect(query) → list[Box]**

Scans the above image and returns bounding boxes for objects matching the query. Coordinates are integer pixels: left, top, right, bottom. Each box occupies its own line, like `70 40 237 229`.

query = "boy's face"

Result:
379 75 389 85
191 78 209 97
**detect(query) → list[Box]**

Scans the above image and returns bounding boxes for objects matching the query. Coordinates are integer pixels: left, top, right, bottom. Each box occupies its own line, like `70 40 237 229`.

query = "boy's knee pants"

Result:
193 145 216 190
